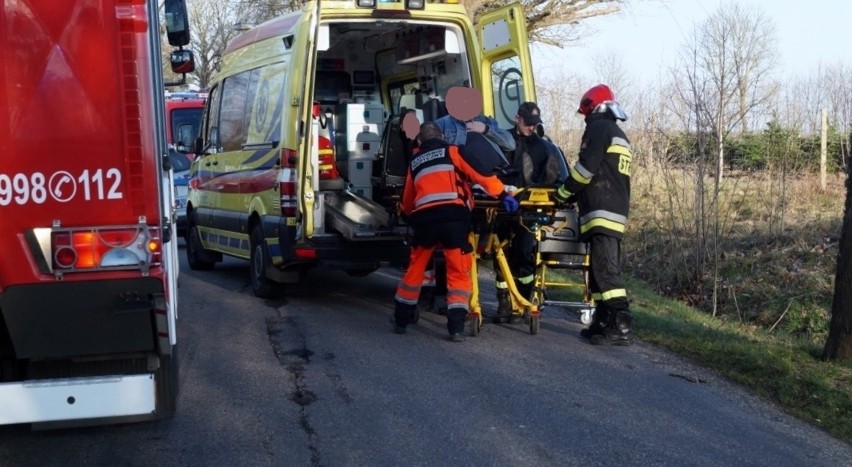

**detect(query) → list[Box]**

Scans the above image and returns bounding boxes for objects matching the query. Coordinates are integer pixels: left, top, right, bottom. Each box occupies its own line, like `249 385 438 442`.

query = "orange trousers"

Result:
395 245 472 313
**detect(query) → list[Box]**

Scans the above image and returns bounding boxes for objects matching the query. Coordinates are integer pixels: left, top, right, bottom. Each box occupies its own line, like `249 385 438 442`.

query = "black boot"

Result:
580 305 610 339
392 302 414 334
591 309 633 346
494 289 511 323
417 286 436 313
446 308 467 342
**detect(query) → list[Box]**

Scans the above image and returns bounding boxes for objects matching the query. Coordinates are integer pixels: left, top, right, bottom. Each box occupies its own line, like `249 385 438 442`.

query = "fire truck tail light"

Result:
54 246 77 268
50 226 161 272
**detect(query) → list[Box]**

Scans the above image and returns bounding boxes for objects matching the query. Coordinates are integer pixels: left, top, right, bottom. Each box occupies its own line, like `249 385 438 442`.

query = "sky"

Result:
531 0 852 86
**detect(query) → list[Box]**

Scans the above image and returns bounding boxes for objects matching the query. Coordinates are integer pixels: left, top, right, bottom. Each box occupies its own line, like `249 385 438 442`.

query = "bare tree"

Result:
535 69 586 154
666 28 712 287
820 63 852 173
591 54 634 107
464 0 631 47
676 1 777 182
663 2 777 316
234 0 302 27
763 78 810 235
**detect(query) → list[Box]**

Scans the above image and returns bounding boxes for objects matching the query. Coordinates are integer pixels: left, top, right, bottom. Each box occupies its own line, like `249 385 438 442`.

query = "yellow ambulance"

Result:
185 0 536 297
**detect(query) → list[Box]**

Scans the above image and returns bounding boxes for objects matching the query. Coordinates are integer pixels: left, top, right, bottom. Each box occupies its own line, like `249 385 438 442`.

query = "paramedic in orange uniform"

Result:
392 122 518 341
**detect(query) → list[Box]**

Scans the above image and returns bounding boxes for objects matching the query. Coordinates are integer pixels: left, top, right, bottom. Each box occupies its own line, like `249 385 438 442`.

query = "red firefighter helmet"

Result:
577 84 627 121
577 84 615 116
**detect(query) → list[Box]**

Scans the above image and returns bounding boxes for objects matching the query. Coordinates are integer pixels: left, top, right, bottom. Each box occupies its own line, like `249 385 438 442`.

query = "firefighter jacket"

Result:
559 113 632 240
402 137 507 225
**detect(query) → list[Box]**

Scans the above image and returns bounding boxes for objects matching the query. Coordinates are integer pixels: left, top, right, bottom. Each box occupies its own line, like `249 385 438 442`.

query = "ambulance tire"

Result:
186 217 216 271
155 346 179 419
250 224 280 298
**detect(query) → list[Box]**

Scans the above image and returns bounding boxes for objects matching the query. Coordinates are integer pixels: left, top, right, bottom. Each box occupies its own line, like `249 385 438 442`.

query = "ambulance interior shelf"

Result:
395 25 453 65
332 102 384 198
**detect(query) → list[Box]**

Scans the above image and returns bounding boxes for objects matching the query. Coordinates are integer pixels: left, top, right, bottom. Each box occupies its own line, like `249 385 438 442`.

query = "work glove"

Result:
501 194 519 213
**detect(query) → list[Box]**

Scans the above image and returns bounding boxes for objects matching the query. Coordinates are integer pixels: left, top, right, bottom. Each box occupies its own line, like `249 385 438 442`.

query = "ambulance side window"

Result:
245 68 270 146
219 71 251 152
203 84 222 153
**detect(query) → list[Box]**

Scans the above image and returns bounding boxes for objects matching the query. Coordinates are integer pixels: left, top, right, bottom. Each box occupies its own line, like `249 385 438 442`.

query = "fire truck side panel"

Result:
0 0 163 286
0 278 161 359
0 0 180 427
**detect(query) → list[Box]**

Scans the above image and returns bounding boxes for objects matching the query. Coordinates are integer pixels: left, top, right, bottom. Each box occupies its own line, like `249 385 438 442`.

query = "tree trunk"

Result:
820 109 828 192
823 153 852 361
717 128 725 183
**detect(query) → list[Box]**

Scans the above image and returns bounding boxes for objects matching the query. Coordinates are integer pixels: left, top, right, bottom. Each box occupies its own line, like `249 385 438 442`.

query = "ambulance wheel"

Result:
250 225 279 298
186 220 215 271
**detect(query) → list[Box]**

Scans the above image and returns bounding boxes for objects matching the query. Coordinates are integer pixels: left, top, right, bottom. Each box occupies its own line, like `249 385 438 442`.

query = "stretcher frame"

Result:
468 187 595 336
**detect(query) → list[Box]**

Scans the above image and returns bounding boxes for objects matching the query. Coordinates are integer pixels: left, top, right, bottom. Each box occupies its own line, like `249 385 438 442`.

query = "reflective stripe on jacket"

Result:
401 138 506 217
561 113 632 240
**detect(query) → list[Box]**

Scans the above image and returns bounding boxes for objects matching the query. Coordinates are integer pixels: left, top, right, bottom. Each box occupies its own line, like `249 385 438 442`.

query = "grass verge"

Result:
624 276 852 444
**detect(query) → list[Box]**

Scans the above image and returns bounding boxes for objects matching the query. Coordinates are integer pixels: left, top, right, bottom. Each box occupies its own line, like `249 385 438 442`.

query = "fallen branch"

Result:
768 298 798 333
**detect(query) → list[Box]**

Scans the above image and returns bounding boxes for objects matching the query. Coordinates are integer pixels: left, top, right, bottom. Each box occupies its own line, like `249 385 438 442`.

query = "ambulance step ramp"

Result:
325 191 398 241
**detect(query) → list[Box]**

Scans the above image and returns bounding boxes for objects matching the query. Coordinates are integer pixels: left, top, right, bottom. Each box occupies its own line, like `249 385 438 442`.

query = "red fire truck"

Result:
0 0 194 427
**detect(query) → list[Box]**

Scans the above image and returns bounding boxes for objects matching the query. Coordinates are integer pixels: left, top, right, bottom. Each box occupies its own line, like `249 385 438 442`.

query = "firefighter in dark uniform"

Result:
493 102 555 321
393 122 518 341
555 84 634 345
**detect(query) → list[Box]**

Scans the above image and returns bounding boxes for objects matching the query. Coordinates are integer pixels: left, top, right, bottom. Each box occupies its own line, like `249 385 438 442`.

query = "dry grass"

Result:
625 166 845 343
574 167 852 442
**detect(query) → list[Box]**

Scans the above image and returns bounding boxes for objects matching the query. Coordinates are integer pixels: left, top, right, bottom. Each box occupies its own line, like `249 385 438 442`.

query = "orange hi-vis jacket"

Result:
402 138 506 218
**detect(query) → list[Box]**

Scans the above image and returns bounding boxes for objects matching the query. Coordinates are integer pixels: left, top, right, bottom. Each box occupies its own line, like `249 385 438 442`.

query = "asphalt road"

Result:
1 247 850 466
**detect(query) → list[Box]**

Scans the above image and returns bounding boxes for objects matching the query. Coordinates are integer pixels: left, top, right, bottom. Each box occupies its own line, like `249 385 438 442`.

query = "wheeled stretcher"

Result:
467 187 594 336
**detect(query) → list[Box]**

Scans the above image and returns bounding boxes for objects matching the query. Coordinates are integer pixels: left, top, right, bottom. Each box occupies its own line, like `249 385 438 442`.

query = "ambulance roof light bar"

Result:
355 0 449 8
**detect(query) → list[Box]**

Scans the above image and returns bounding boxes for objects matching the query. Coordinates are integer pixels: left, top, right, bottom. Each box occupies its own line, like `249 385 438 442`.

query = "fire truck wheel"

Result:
186 218 215 271
250 224 279 298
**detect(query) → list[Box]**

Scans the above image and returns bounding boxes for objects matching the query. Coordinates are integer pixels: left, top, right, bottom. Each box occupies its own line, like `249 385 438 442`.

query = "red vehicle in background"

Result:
165 92 206 159
0 0 194 427
165 93 206 237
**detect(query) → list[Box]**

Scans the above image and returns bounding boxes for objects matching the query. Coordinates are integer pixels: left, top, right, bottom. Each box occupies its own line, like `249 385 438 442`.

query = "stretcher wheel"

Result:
580 308 593 325
467 314 481 337
530 289 544 308
529 314 540 335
